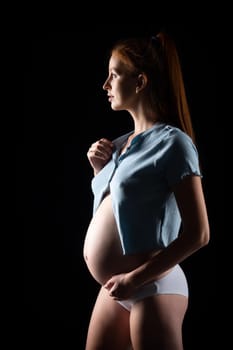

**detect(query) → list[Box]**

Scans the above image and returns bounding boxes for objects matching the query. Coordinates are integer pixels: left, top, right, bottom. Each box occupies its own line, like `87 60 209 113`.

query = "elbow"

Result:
184 224 210 251
198 225 210 248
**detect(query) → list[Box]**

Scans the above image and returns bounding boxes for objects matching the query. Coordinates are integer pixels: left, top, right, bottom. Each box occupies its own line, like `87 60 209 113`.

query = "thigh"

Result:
130 294 188 350
85 286 131 350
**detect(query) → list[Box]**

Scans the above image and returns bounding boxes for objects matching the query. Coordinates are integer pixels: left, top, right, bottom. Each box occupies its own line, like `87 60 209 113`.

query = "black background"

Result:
21 24 219 349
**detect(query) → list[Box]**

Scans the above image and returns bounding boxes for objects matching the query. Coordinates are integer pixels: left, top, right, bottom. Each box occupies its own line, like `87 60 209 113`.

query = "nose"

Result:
103 78 110 90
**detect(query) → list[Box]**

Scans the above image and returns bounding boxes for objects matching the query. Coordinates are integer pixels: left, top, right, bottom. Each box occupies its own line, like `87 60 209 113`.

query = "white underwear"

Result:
117 264 188 311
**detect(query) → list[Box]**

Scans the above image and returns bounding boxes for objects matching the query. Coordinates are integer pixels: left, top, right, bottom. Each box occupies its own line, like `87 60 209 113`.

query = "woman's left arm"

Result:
105 175 210 299
129 175 210 284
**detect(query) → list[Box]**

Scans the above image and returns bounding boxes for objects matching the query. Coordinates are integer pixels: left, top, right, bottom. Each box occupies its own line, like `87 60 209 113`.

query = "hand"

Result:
87 138 114 175
104 273 136 300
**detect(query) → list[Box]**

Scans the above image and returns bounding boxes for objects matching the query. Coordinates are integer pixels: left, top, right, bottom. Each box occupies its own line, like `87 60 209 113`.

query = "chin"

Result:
111 103 123 111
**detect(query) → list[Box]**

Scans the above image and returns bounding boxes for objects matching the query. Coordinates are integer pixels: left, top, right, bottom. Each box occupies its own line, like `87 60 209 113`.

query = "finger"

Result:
98 140 114 156
88 143 113 159
99 138 114 148
104 280 114 290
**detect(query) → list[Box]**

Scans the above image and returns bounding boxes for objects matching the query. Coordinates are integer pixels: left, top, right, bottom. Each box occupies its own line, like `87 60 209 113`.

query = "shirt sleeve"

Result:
164 131 202 186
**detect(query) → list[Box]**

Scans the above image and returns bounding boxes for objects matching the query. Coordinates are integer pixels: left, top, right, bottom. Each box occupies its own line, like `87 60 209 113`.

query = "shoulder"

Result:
147 123 194 146
150 125 200 167
160 126 202 184
163 125 197 153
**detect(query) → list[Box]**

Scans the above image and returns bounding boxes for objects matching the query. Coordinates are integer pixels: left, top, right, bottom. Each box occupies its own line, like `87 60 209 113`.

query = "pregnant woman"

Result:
83 32 210 350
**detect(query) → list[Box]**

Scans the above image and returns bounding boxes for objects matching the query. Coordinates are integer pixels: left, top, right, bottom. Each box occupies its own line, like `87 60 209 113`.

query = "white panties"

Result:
117 264 188 311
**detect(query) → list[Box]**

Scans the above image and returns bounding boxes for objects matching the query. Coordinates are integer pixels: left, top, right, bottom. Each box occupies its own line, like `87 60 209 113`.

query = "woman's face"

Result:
103 54 139 111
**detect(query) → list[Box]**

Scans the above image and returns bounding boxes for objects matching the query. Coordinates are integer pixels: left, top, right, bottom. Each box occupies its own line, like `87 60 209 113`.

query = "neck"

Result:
133 120 159 135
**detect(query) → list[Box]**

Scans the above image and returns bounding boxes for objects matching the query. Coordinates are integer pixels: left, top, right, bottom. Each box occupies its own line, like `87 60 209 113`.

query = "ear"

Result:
136 73 148 93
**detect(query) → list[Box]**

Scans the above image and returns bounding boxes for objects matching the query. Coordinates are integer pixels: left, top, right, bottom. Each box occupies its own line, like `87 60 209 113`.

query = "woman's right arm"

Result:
87 138 114 175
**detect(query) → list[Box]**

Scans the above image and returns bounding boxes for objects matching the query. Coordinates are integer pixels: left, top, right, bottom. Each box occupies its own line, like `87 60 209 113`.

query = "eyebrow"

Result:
108 66 122 75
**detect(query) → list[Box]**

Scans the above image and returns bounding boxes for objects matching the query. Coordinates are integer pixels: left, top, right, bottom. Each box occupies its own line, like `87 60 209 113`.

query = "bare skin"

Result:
83 193 188 350
83 52 210 349
83 194 168 286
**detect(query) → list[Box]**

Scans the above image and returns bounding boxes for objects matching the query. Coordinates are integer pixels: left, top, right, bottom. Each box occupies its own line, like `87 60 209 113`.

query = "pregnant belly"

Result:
83 194 147 285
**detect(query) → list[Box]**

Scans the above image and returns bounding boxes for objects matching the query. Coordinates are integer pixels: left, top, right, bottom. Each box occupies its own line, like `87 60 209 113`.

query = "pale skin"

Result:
84 53 210 349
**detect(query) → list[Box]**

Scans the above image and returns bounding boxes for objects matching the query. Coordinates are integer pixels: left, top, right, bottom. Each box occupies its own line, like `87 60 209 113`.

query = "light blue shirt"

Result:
91 123 202 255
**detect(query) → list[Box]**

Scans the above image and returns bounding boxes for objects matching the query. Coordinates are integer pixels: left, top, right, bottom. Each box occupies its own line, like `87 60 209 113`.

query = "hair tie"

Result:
151 36 160 47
